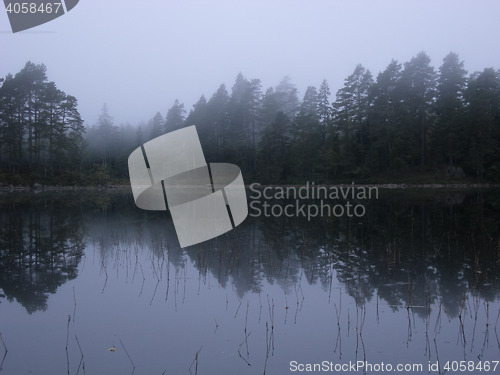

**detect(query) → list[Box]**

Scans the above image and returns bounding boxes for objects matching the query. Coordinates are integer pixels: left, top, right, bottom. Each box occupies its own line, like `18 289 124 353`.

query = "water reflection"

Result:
1 189 499 315
1 189 499 374
0 193 85 313
188 189 500 319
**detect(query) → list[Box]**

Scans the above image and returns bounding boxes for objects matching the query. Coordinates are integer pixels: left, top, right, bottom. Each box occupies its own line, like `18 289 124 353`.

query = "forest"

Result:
1 51 500 185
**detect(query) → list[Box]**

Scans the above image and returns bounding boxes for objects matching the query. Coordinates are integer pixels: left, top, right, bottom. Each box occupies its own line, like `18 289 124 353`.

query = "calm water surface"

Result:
1 189 500 374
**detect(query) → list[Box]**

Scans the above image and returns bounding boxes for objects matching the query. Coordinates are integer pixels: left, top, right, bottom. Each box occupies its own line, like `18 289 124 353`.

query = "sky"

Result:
1 0 500 126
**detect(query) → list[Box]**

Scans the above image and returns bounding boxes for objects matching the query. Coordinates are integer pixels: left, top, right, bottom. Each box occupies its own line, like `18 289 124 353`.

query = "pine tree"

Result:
164 99 185 132
399 51 437 168
206 85 230 160
369 60 403 171
61 94 85 173
332 64 373 174
464 68 500 180
275 76 300 118
299 86 319 119
17 62 47 169
293 86 323 178
149 112 164 139
0 74 23 172
434 52 467 168
257 112 291 182
186 95 213 157
41 81 66 174
318 79 332 127
0 62 84 177
95 104 117 168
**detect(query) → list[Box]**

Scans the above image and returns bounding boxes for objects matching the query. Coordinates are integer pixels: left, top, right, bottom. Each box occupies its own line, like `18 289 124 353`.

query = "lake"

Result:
1 188 499 374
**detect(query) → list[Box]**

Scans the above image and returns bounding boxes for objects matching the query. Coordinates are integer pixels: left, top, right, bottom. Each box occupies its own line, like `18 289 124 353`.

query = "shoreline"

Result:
247 182 500 189
1 182 500 192
0 184 129 192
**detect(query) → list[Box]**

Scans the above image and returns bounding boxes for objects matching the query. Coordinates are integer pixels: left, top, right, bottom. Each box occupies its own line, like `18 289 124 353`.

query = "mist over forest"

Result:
1 51 500 185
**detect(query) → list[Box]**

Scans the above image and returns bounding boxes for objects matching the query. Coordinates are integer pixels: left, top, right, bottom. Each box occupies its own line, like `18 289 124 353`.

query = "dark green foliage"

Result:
367 60 402 172
149 112 164 139
0 62 85 180
164 99 185 133
2 54 500 185
399 52 437 168
332 64 373 176
291 86 324 179
202 84 230 161
434 52 467 168
463 68 500 180
318 79 332 126
226 73 262 174
256 111 291 182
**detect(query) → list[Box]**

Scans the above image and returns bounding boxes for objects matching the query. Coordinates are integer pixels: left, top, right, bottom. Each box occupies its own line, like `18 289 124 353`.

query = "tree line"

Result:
2 52 500 185
0 62 85 183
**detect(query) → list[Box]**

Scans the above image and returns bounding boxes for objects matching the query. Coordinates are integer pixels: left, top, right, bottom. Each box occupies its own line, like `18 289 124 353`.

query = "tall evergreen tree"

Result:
17 62 47 169
164 99 185 132
95 104 117 168
247 78 262 173
0 62 84 177
260 87 280 126
317 79 332 127
186 95 214 158
58 94 84 174
257 112 292 182
434 52 467 168
149 112 164 139
41 81 66 174
275 76 300 118
464 68 500 180
206 85 230 160
368 60 403 171
299 86 319 118
399 51 437 168
332 64 373 174
293 86 323 178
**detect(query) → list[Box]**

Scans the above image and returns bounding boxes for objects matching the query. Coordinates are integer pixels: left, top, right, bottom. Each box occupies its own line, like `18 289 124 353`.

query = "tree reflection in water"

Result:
1 189 499 317
1 188 499 374
0 193 85 313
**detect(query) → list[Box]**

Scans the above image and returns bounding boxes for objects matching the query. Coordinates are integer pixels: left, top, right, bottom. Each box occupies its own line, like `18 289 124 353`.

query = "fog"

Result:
2 0 499 125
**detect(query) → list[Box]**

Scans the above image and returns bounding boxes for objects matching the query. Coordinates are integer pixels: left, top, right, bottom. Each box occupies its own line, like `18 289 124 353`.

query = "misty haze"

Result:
1 1 500 374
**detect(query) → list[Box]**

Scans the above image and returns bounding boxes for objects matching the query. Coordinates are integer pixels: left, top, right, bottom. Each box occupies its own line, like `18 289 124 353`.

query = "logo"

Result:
4 1 79 33
128 125 248 248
